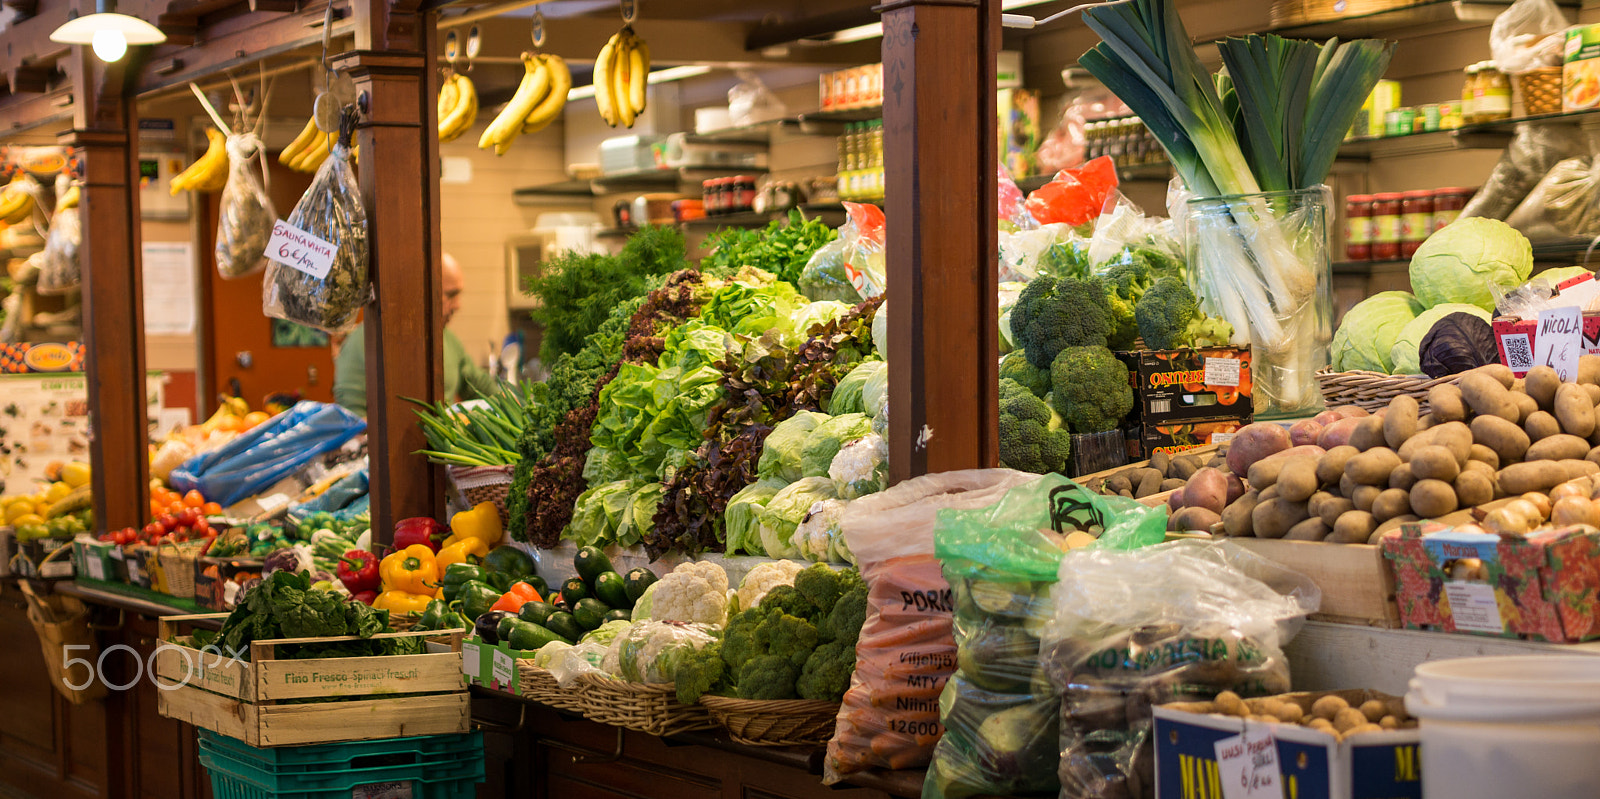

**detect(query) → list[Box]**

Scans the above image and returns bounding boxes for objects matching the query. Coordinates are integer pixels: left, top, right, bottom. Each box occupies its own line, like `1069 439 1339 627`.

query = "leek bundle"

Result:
1078 0 1391 412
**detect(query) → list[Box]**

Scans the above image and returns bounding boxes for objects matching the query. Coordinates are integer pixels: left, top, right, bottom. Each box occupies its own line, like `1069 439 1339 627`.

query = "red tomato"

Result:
191 518 211 535
178 508 200 527
144 522 164 538
167 500 186 516
173 525 191 539
158 514 178 532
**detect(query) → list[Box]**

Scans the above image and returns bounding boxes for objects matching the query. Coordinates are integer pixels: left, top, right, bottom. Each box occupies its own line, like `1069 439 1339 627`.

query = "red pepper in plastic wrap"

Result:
1024 156 1119 228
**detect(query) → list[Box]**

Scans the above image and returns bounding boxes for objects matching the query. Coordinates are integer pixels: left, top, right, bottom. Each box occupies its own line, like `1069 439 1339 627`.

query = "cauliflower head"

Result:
638 561 731 627
735 559 805 613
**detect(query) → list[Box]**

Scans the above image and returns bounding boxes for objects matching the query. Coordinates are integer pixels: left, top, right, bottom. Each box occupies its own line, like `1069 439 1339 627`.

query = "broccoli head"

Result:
1133 277 1234 351
820 580 868 646
793 563 862 616
797 641 855 702
1011 275 1114 369
1101 244 1184 284
1000 379 1073 474
760 584 819 621
1098 275 1140 352
1101 258 1155 303
756 611 820 668
999 351 1051 399
737 654 800 700
674 640 728 704
722 607 767 669
1050 346 1134 433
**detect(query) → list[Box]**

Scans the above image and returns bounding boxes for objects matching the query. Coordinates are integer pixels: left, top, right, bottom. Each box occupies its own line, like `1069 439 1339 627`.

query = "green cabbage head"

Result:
1331 291 1425 373
1389 303 1491 375
1409 218 1532 311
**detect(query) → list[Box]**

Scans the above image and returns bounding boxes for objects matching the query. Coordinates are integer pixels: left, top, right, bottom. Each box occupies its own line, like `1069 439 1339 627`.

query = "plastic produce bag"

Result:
999 224 1080 283
215 132 276 279
823 469 1041 785
263 114 369 334
792 497 851 563
1463 124 1588 221
728 70 787 127
829 432 888 500
610 620 718 683
34 207 81 295
1490 0 1569 75
1505 156 1600 239
1025 156 1118 229
1042 539 1320 799
798 202 886 303
999 164 1039 232
168 401 366 507
923 475 1167 799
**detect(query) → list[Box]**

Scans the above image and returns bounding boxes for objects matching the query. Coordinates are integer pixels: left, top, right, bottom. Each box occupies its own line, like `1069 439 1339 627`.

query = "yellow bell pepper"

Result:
372 590 434 614
379 544 439 595
445 501 504 548
436 536 489 569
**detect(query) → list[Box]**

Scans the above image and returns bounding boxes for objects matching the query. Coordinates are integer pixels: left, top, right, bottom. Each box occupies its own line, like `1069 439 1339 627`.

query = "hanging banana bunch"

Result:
278 116 334 174
521 55 569 135
170 128 229 195
0 174 39 225
438 71 479 143
479 52 571 155
596 26 648 128
57 183 80 211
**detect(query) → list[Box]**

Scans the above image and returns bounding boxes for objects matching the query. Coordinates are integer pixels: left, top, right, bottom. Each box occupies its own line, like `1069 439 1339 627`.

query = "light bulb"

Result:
91 28 127 62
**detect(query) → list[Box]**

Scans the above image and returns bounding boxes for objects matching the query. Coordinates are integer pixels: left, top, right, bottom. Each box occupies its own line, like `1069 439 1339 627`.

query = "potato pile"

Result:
1164 691 1415 742
1085 449 1227 499
1167 360 1600 543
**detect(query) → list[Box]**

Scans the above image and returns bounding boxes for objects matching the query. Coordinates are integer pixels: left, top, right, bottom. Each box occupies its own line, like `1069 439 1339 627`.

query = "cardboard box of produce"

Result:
462 636 539 696
1153 689 1421 799
1119 346 1253 424
1132 417 1249 459
192 556 264 611
1490 313 1600 377
1382 521 1600 642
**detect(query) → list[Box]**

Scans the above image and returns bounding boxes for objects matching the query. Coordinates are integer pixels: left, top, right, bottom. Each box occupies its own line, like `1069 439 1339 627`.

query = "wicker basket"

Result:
517 663 588 713
1317 369 1459 413
156 540 207 599
1517 67 1563 116
699 697 840 746
445 464 515 526
572 674 717 736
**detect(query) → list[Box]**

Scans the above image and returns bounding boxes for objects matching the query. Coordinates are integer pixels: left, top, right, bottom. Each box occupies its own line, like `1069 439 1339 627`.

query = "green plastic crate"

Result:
197 731 484 799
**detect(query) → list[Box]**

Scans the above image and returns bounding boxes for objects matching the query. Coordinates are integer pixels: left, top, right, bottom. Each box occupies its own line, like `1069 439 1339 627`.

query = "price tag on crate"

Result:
1204 357 1241 387
1535 305 1582 382
461 641 481 680
264 220 338 280
491 648 515 687
1215 726 1284 799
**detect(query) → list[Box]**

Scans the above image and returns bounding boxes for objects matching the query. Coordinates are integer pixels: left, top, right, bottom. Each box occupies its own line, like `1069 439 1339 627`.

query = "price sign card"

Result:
1215 727 1285 799
264 220 338 280
1535 305 1582 382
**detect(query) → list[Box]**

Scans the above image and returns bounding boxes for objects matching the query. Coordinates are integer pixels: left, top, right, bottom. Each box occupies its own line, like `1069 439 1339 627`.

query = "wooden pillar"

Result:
881 0 1000 482
62 51 148 532
334 3 443 544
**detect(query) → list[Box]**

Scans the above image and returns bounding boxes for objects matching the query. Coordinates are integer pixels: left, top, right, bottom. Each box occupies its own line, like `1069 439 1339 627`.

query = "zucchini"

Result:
560 577 590 606
507 620 571 652
623 567 658 603
574 546 613 586
602 608 633 624
592 571 631 609
544 611 583 644
572 598 611 631
517 600 557 627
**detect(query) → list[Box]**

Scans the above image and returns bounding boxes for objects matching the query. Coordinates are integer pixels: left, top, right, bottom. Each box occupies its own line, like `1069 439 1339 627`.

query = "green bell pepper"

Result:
482 546 536 578
483 571 513 593
454 579 502 621
439 563 488 603
415 599 450 632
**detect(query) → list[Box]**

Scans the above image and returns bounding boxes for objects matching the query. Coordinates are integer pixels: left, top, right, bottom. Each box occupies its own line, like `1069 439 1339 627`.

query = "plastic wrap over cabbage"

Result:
609 620 719 683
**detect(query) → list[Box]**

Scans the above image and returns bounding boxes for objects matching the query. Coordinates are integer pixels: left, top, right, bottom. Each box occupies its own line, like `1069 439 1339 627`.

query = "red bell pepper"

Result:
393 517 448 552
337 550 380 594
352 590 378 605
490 590 532 613
507 581 542 603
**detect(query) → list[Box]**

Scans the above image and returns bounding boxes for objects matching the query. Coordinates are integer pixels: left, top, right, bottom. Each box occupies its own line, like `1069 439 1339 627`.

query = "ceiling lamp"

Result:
50 1 166 63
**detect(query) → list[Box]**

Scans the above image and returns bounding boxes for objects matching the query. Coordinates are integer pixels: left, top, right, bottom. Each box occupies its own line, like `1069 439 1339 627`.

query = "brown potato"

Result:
1335 405 1372 418
1259 484 1280 502
1579 354 1600 386
1330 510 1378 544
1348 416 1387 452
1409 445 1460 482
1514 392 1540 424
1384 396 1419 449
1185 467 1231 514
1469 363 1515 388
1453 470 1495 507
1317 417 1363 450
1463 459 1496 477
1248 458 1287 491
1277 458 1320 503
1346 447 1402 485
1170 456 1199 480
1284 518 1330 541
1562 459 1600 481
1134 468 1165 498
1221 491 1259 537
1388 462 1418 491
1106 475 1133 495
1524 365 1562 411
1460 372 1518 421
1427 421 1474 464
1289 419 1324 447
1252 497 1310 539
1469 444 1500 469
1527 434 1591 462
1339 472 1358 499
1429 384 1468 423
1169 506 1222 533
1555 383 1597 438
1317 446 1359 486
1312 695 1349 721
1586 383 1600 406
1352 485 1382 512
1149 450 1172 477
1471 415 1531 464
1317 495 1356 527
1589 445 1600 466
1409 479 1459 518
1524 410 1562 442
1226 422 1293 477
1371 488 1412 522
1160 478 1187 491
1497 462 1571 495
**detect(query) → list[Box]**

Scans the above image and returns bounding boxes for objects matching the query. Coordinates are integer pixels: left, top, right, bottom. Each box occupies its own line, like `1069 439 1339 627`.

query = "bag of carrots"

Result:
822 469 1040 786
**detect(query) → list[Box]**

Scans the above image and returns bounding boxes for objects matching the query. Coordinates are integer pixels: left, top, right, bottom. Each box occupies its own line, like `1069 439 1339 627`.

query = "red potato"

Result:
1314 410 1344 427
1168 487 1185 511
1290 419 1324 447
1335 405 1372 419
1227 423 1293 475
1318 417 1363 449
1185 467 1231 514
1224 474 1246 506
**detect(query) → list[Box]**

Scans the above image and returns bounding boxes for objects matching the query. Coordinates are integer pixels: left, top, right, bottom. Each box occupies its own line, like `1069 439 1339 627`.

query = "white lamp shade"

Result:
50 13 166 46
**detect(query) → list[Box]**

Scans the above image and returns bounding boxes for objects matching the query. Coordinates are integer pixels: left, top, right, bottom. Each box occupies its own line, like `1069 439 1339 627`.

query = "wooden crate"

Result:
1232 539 1401 628
153 613 470 746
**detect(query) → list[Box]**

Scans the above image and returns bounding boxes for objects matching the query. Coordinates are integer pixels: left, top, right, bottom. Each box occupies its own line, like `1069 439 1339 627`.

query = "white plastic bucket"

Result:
1405 655 1600 799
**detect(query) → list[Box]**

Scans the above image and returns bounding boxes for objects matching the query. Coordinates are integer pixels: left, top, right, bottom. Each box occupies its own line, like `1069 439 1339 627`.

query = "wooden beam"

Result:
132 2 354 94
331 39 444 544
0 86 74 135
248 0 299 11
9 64 55 93
882 0 999 482
441 16 871 67
62 50 150 532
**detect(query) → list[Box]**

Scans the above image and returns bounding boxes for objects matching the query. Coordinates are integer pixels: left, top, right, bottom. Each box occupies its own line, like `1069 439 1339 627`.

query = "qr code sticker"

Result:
1502 333 1533 371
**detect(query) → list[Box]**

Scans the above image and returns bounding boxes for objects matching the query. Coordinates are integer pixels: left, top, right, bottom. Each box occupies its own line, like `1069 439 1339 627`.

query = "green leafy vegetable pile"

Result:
525 225 688 364
191 570 418 662
702 210 838 285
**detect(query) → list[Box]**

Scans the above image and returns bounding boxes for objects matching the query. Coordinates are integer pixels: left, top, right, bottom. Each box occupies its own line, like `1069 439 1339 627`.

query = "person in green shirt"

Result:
333 253 499 416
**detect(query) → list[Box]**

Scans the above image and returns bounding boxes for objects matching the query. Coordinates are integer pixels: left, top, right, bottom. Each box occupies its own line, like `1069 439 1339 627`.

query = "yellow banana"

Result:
628 34 648 117
479 53 549 155
293 132 331 173
440 74 479 143
57 185 79 210
522 55 571 134
438 73 460 122
1 190 33 225
171 128 228 195
614 34 635 128
594 35 618 127
278 118 319 167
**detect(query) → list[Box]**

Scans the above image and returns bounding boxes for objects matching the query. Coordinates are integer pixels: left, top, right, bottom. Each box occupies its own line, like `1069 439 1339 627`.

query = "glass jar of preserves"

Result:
1478 62 1512 122
1400 190 1435 258
1345 194 1374 261
1432 187 1474 233
1461 63 1480 125
1371 192 1404 261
